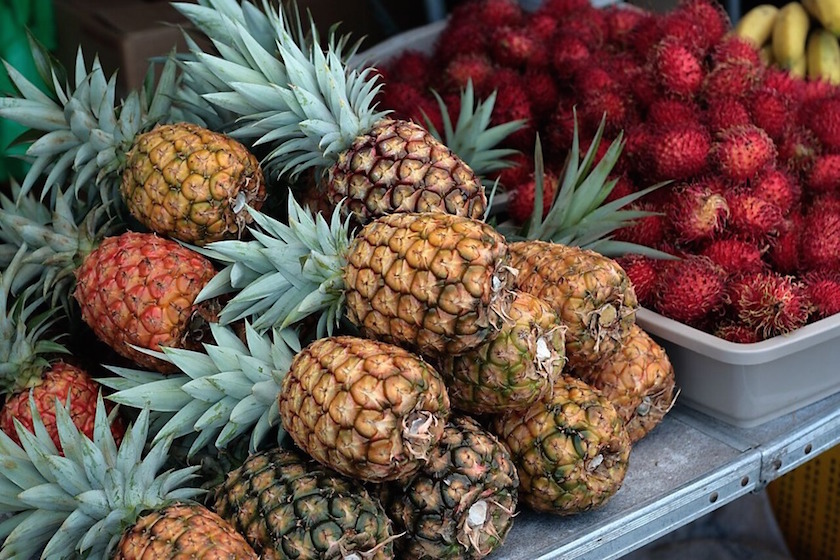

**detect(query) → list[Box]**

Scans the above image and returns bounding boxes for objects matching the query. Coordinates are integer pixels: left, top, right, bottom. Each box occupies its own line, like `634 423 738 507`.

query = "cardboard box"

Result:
52 0 212 97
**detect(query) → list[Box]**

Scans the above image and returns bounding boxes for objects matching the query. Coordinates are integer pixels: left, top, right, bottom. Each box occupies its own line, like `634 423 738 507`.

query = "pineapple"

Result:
174 0 487 224
198 197 516 356
0 247 124 451
492 375 632 515
0 44 265 245
279 335 451 482
576 324 678 443
0 396 258 559
100 321 301 456
215 447 397 560
383 415 519 560
438 291 566 414
0 190 219 372
509 240 639 370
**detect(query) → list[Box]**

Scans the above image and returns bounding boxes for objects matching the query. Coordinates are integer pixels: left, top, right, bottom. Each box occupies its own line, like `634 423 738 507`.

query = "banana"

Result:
791 54 808 78
760 45 775 65
807 28 840 83
772 2 812 68
805 0 840 36
734 4 781 47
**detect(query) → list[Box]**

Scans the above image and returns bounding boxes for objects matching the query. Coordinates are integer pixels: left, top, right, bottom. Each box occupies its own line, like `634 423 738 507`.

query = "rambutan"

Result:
726 191 785 238
580 91 630 135
728 271 812 338
805 96 840 152
768 214 803 273
551 34 592 77
652 38 705 97
604 4 647 46
629 13 664 59
478 0 524 29
705 97 751 133
433 20 488 60
701 238 765 275
714 321 761 343
714 125 777 181
556 15 605 48
492 25 541 68
384 50 432 86
702 61 762 101
443 53 496 92
652 255 727 325
574 65 619 97
524 69 559 118
677 0 730 50
801 206 840 272
616 254 660 306
493 83 535 151
648 98 702 128
380 82 427 117
614 202 668 249
808 154 840 194
535 0 591 14
803 270 840 319
506 171 558 223
666 182 729 243
605 174 637 204
777 125 820 173
658 12 712 55
492 152 532 190
752 166 801 210
710 36 763 67
750 88 793 141
761 67 805 101
528 12 559 43
650 123 712 181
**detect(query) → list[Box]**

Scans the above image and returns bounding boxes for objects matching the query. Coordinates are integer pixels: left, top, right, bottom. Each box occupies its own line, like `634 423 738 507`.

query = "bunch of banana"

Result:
734 1 840 84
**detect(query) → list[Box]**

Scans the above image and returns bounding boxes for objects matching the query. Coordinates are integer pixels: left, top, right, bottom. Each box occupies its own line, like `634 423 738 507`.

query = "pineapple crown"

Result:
0 187 116 308
0 396 202 559
0 34 178 207
498 113 672 258
424 80 526 185
100 321 301 457
0 246 67 394
195 193 351 335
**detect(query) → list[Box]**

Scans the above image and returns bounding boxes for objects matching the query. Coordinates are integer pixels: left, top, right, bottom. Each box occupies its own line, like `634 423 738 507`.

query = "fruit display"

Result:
0 0 704 558
377 0 840 344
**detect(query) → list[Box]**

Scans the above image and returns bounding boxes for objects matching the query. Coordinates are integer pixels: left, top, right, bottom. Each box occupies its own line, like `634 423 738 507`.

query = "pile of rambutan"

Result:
375 0 840 343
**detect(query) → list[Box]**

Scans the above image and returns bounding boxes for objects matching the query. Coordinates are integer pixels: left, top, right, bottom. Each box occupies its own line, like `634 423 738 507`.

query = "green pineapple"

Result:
215 447 398 560
0 396 257 559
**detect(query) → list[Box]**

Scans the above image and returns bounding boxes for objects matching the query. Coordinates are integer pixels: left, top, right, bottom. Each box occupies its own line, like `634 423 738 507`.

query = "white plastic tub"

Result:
636 309 840 428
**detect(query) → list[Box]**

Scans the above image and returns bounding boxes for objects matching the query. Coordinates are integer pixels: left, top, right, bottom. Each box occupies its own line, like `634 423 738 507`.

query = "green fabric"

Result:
0 0 56 183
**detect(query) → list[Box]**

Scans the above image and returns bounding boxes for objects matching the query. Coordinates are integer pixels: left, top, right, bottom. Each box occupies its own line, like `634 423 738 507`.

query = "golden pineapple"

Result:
0 50 265 245
0 399 257 559
492 374 632 515
383 416 518 560
173 1 486 225
438 291 566 414
279 336 451 482
509 240 638 370
215 448 397 560
576 325 678 443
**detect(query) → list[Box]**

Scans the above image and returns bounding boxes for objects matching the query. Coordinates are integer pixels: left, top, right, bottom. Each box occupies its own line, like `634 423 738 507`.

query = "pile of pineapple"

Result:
0 1 677 558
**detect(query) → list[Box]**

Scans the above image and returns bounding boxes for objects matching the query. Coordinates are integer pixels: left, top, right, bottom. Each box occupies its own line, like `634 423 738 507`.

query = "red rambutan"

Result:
710 36 763 67
492 152 532 190
801 206 840 272
528 12 559 43
492 26 542 68
667 182 729 243
604 5 647 46
551 35 592 77
761 67 805 101
648 98 702 128
808 154 840 194
652 255 727 325
652 38 705 97
726 191 785 238
434 20 488 60
614 202 668 249
803 270 840 319
752 166 801 210
523 69 559 118
536 0 591 14
443 53 496 92
478 0 524 29
677 0 730 50
574 65 619 97
384 50 432 86
506 171 558 223
658 12 712 55
650 123 712 181
580 91 630 135
714 321 762 343
728 271 812 338
702 61 762 101
616 254 660 306
714 124 777 181
555 15 605 48
705 97 752 133
605 174 637 204
701 238 765 275
380 82 426 117
629 13 664 59
777 125 820 173
768 214 803 273
805 96 840 153
749 88 792 141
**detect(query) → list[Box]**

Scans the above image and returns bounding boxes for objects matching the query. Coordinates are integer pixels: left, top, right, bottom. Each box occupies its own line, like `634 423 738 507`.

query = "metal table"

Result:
492 391 840 559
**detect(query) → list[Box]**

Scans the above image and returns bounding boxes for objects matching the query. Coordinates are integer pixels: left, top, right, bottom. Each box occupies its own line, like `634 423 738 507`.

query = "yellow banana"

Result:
805 0 840 35
807 28 840 83
734 4 781 47
790 54 808 78
772 2 812 68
